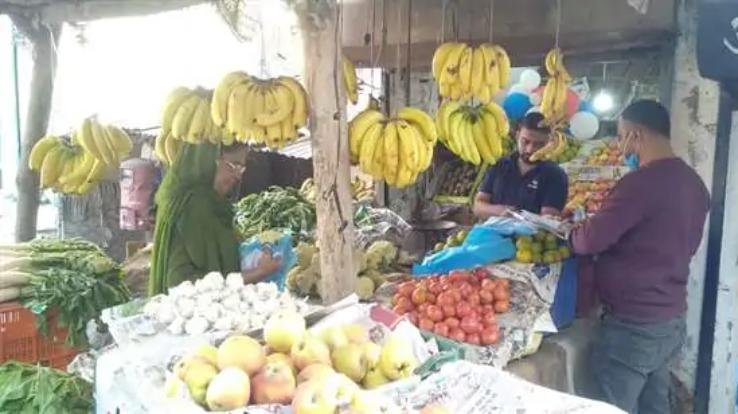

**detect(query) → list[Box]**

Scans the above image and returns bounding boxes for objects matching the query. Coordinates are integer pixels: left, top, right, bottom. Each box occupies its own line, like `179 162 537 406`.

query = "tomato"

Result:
481 312 497 326
466 333 481 346
456 302 472 318
426 292 437 304
468 310 480 321
448 328 466 342
482 304 495 315
419 317 435 331
441 305 456 318
392 304 409 315
437 292 455 307
392 293 403 306
439 282 453 293
428 282 443 295
493 285 510 301
449 289 462 303
407 311 419 325
480 327 500 345
458 282 474 297
479 289 494 305
468 292 481 306
397 282 415 297
417 303 430 314
448 271 467 283
481 278 497 292
460 316 482 334
411 287 428 305
494 300 510 314
444 317 460 329
426 305 445 322
433 322 449 337
497 279 510 289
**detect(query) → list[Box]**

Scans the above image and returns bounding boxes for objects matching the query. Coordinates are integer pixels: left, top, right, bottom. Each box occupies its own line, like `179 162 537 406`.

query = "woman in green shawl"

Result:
149 143 279 295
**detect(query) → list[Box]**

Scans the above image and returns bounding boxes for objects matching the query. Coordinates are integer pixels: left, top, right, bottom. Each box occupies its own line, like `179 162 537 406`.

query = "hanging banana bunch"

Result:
29 118 132 194
300 176 374 204
342 56 359 105
159 87 228 147
540 48 571 125
432 42 511 103
211 72 309 150
349 106 437 188
435 101 509 166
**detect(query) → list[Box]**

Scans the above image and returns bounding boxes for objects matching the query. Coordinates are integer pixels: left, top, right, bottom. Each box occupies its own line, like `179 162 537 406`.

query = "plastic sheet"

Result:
354 206 412 248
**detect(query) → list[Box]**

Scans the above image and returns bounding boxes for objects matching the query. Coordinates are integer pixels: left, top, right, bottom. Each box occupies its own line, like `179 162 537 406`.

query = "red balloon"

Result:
566 90 580 118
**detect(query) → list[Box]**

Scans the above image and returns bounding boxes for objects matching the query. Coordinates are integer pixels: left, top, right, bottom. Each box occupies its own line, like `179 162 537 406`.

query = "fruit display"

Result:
342 56 359 105
29 118 132 194
540 48 572 125
430 229 468 254
513 231 571 265
548 136 582 164
586 140 625 165
390 268 509 346
159 87 227 147
169 312 412 412
563 179 615 218
233 186 316 241
142 273 312 336
436 162 479 197
153 130 183 166
211 72 309 149
436 101 509 165
287 240 402 301
299 177 374 204
432 42 511 103
529 129 568 162
349 106 437 188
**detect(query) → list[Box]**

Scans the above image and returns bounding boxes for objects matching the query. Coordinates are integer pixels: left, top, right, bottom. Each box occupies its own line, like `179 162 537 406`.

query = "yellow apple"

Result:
331 344 368 382
266 352 297 376
205 367 251 411
217 335 266 376
292 380 338 414
264 309 306 353
297 364 335 384
291 335 332 371
361 342 382 368
321 326 349 351
362 365 390 389
342 323 370 344
251 360 297 405
379 336 418 380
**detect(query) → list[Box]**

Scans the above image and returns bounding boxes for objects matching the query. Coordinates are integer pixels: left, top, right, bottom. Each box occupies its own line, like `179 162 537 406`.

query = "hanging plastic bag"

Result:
412 218 535 276
239 231 296 290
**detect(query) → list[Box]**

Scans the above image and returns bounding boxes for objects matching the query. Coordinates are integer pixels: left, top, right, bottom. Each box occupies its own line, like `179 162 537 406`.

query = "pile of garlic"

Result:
142 272 312 336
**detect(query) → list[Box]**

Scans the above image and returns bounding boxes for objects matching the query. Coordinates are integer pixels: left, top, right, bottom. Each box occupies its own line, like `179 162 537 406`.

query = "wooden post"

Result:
11 14 61 242
296 0 355 304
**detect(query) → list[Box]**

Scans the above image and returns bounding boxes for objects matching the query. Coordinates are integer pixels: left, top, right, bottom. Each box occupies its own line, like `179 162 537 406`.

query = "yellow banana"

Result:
395 119 421 173
349 109 385 163
436 101 461 142
107 126 133 158
491 45 511 88
227 83 252 141
472 118 494 164
461 115 481 165
164 132 183 165
396 107 436 143
90 119 116 166
382 121 400 184
186 98 210 143
477 85 492 104
277 77 309 128
161 87 193 132
83 159 107 186
483 102 510 137
458 46 473 94
212 71 250 127
420 138 435 170
76 118 103 162
480 109 503 159
438 82 451 98
280 118 298 142
432 42 460 80
342 56 359 105
265 123 283 149
446 109 467 156
358 122 384 176
58 151 93 189
470 48 485 96
256 83 294 127
171 94 201 141
39 145 65 189
449 83 463 101
439 43 467 85
154 132 169 164
479 44 500 96
29 136 60 171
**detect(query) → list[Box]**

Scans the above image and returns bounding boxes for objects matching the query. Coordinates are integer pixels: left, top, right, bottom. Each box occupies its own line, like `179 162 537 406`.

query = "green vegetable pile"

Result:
234 186 316 240
0 361 93 414
0 238 130 348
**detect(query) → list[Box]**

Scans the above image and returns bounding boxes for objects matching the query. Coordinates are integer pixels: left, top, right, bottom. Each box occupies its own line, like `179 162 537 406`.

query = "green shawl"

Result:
148 143 239 296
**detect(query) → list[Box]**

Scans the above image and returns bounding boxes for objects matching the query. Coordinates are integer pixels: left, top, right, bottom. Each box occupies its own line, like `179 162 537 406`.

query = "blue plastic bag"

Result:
239 232 296 290
412 218 535 276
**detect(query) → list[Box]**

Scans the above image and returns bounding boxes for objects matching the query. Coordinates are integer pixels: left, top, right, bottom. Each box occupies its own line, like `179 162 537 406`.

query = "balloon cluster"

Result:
501 68 600 140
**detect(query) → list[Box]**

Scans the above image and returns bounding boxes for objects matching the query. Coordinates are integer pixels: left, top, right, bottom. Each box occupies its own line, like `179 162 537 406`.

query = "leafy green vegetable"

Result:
234 186 316 241
0 361 93 414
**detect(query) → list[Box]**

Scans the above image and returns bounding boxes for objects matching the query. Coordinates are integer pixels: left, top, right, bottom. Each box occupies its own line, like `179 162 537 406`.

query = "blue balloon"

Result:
503 93 533 121
579 100 594 113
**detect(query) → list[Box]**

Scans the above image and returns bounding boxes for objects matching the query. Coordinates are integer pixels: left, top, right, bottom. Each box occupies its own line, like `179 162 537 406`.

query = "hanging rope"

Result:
488 0 495 43
405 0 412 106
554 0 562 49
440 0 447 44
369 0 377 97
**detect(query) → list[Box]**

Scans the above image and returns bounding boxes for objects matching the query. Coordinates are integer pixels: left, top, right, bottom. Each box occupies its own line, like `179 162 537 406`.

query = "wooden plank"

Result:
0 0 206 23
297 0 355 304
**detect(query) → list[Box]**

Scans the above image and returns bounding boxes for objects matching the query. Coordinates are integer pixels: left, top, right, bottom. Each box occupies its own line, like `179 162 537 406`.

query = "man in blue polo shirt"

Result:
473 112 568 219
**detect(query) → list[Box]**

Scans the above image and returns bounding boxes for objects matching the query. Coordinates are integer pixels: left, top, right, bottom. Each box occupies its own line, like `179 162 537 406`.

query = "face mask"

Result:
624 153 640 171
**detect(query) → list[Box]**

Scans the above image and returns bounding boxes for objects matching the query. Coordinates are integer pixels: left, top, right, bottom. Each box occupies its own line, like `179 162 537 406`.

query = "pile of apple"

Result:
586 140 624 166
171 309 418 413
390 269 510 347
562 179 615 218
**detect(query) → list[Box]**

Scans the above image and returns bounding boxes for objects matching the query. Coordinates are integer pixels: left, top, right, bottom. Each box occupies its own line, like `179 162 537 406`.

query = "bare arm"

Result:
540 206 563 217
473 192 513 220
242 252 282 285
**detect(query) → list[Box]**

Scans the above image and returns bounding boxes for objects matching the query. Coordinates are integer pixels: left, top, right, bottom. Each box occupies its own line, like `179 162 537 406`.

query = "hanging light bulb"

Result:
593 91 615 113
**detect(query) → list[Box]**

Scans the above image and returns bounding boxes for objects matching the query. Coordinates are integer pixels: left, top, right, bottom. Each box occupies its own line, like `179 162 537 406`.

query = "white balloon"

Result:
529 91 542 106
570 111 600 140
519 69 542 91
508 84 528 95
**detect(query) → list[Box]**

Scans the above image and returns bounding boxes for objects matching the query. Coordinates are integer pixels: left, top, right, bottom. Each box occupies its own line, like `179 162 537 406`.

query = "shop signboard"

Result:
697 0 738 81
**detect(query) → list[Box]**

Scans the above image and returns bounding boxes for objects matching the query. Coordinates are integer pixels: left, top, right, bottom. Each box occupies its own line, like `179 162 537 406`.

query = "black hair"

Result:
519 112 551 135
621 99 671 138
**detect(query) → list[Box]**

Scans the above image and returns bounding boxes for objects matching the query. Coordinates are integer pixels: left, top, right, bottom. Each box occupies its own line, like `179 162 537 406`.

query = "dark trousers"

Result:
590 313 686 414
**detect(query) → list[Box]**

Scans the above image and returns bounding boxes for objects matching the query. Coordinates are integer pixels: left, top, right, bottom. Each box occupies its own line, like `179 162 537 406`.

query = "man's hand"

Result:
473 193 514 220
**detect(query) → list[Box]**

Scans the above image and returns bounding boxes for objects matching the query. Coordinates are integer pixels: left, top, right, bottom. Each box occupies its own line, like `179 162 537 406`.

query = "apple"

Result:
297 363 335 384
251 360 296 405
264 309 306 353
343 323 370 344
266 353 297 376
331 343 368 382
420 404 451 414
292 380 338 414
322 373 360 405
291 335 332 371
362 364 390 389
217 335 265 376
321 326 349 351
379 336 418 380
205 367 250 411
362 342 382 368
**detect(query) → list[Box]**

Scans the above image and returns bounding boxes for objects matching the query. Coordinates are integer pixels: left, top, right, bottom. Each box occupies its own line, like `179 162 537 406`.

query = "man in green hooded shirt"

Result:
148 143 279 295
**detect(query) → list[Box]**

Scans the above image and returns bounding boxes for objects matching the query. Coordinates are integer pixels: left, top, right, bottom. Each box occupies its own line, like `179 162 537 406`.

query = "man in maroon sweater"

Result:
569 100 709 413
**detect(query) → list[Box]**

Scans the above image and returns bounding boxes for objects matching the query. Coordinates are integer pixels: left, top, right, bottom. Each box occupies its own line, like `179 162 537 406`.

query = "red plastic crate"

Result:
0 302 77 369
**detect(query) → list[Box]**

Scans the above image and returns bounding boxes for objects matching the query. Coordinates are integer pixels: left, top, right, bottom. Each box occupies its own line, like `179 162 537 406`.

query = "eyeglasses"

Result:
219 160 246 175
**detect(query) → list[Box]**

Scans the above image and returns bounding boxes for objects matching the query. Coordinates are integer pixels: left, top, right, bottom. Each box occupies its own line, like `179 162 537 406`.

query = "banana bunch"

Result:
432 42 511 103
530 129 568 162
153 130 183 167
161 87 228 145
350 107 437 188
342 56 359 105
75 117 133 166
540 48 572 124
29 137 105 195
211 72 309 150
300 176 374 203
436 101 509 166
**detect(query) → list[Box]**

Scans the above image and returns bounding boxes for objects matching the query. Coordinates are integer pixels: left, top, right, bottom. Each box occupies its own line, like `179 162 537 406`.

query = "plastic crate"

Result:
0 302 77 369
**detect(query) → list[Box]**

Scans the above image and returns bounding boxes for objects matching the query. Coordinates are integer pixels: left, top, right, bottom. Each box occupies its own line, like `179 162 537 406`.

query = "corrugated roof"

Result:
257 136 312 160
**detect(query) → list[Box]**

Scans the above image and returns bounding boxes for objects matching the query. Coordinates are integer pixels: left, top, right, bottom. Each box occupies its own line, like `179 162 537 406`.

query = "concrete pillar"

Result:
668 0 721 396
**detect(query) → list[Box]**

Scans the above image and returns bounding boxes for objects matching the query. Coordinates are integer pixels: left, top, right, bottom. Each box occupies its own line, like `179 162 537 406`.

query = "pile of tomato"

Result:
391 268 511 346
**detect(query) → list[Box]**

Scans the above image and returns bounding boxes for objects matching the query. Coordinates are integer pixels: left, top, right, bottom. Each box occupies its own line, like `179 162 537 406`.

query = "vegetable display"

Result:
0 361 93 413
0 238 130 348
233 186 316 241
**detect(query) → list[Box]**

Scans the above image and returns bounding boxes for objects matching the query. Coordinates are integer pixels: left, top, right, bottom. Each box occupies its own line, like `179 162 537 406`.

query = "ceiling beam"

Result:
0 0 207 23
